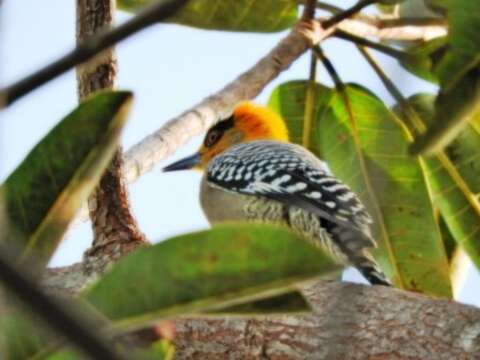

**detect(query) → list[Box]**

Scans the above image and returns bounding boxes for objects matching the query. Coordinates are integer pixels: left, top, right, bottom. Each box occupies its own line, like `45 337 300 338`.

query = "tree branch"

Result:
40 263 480 359
76 0 148 275
173 281 480 359
335 16 447 41
321 0 374 29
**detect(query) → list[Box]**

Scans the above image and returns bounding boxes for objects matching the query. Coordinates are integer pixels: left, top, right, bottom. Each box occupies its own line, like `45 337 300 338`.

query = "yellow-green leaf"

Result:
119 0 298 32
269 81 452 297
433 0 480 90
398 94 480 271
399 37 447 84
83 224 339 332
410 67 480 156
1 91 133 268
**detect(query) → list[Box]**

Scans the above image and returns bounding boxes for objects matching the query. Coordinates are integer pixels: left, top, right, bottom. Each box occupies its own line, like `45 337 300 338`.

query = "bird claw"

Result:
295 20 333 47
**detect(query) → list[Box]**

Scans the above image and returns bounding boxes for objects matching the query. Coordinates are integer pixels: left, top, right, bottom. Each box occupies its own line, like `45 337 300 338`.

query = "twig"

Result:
312 46 343 90
0 0 189 107
315 2 341 14
335 17 446 41
334 29 410 60
313 45 405 288
302 52 317 149
322 0 374 29
0 247 126 360
302 0 317 20
377 17 447 28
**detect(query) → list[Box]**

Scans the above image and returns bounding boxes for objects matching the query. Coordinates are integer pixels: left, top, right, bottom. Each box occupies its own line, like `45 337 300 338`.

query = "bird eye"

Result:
204 129 222 147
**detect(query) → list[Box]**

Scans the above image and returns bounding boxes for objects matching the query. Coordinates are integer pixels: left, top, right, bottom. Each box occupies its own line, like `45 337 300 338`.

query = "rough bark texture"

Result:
40 263 480 360
173 281 480 360
76 0 147 276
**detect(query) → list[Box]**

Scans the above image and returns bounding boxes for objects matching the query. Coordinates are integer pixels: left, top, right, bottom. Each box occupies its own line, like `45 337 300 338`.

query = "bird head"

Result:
163 102 289 172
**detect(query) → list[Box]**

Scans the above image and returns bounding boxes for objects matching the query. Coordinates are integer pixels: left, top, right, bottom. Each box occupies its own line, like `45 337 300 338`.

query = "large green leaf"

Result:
409 0 480 155
119 0 298 32
45 339 175 360
269 81 452 297
208 290 310 315
0 313 50 360
399 37 447 84
1 91 133 267
399 0 444 18
83 224 338 332
268 80 334 157
433 0 479 90
398 94 480 271
410 67 480 156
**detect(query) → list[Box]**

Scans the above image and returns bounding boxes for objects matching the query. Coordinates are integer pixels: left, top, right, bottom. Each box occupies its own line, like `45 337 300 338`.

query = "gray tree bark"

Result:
76 0 147 277
42 264 480 359
173 281 480 360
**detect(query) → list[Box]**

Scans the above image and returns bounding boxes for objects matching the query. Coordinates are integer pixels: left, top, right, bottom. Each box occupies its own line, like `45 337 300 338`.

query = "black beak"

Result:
163 153 201 172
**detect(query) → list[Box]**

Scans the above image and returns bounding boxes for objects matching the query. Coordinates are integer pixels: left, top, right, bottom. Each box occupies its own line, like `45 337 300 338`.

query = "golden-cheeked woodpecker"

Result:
164 102 390 286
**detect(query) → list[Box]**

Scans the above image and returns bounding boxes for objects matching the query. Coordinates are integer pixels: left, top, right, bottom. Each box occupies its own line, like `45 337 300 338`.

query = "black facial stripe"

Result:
204 116 235 147
210 115 235 133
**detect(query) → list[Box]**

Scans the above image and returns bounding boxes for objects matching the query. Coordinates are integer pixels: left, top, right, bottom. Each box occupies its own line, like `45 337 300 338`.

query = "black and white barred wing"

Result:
206 141 392 286
206 141 374 245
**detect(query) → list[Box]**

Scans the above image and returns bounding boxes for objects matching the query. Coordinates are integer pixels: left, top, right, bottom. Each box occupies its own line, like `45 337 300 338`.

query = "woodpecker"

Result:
164 102 390 286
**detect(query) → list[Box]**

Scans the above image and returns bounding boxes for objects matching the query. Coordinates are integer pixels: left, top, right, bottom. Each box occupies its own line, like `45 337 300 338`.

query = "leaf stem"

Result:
302 51 318 148
312 46 343 90
314 45 404 288
334 29 410 60
357 46 426 133
357 45 480 226
322 0 375 29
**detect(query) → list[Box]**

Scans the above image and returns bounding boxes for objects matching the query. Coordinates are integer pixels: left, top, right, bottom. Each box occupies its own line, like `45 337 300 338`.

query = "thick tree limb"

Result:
77 0 147 275
173 281 480 359
41 264 480 359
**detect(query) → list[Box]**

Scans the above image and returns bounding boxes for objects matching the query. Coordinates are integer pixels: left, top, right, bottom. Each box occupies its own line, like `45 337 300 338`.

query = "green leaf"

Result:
398 94 480 271
377 0 406 4
399 37 447 84
207 290 310 315
46 340 175 360
1 91 133 268
399 0 445 18
137 340 175 360
410 66 480 156
119 0 298 32
433 0 480 90
268 80 335 157
409 0 480 155
83 223 338 332
0 312 52 360
269 81 452 297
